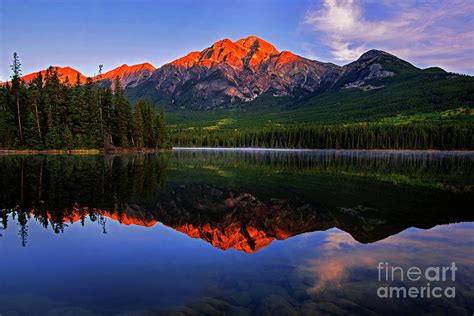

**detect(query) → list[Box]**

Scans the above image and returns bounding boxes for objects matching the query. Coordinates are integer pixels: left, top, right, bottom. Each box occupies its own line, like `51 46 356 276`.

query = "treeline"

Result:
0 53 168 149
0 154 169 246
171 123 473 150
171 149 472 181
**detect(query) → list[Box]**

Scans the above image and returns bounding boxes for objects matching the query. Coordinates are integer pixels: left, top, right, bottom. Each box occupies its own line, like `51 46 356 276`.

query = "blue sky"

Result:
1 0 473 80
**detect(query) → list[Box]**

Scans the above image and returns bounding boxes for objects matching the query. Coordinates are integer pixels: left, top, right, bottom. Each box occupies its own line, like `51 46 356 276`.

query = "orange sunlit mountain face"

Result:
5 66 88 85
43 208 158 227
21 207 296 253
0 63 156 87
168 36 305 70
13 185 470 254
1 36 312 88
0 35 336 110
98 63 156 80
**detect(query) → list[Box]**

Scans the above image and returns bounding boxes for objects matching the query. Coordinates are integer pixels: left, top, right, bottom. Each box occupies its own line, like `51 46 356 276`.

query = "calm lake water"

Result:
0 149 473 315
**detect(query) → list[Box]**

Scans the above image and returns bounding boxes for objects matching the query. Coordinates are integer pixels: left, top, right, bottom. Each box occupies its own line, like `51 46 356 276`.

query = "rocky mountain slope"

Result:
17 181 471 253
128 36 342 109
2 63 156 88
333 49 418 90
1 66 88 85
96 62 156 89
4 36 466 114
127 37 451 110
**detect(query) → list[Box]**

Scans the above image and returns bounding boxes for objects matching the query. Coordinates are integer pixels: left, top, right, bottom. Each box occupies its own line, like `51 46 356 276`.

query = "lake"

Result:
0 149 473 315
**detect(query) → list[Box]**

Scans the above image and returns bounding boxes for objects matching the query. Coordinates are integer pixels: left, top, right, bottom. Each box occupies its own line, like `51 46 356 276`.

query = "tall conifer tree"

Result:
10 52 23 144
113 77 131 147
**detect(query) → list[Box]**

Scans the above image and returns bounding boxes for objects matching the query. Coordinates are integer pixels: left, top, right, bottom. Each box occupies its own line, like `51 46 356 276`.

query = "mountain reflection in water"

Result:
0 150 473 315
1 150 472 251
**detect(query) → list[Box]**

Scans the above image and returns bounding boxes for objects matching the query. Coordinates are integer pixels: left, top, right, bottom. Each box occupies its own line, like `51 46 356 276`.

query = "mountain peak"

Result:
99 63 156 79
170 52 201 68
138 62 156 70
276 51 300 64
95 62 156 89
144 36 339 109
213 38 233 46
126 63 156 72
168 36 280 70
353 49 417 74
358 49 392 61
237 36 279 55
19 66 87 85
60 66 77 71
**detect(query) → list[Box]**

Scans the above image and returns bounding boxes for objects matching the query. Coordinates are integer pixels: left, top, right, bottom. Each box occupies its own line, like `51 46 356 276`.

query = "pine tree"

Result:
62 126 73 150
140 100 156 147
45 126 60 149
113 77 131 147
24 110 41 149
0 83 18 147
83 78 102 148
10 52 23 144
102 87 114 146
43 67 62 148
131 100 145 148
29 72 44 143
97 65 104 137
0 57 170 150
69 73 86 148
157 105 167 148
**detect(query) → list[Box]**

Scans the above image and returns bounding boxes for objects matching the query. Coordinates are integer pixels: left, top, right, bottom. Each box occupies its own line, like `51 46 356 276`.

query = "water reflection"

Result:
299 224 474 314
0 150 473 315
1 151 472 251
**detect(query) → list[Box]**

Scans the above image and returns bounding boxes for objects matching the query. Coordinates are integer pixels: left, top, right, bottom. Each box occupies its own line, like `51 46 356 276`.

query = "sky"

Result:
0 0 473 81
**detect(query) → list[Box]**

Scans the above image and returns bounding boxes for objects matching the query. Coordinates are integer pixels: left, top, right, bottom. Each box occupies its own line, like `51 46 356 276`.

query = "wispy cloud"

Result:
301 224 474 293
304 0 474 73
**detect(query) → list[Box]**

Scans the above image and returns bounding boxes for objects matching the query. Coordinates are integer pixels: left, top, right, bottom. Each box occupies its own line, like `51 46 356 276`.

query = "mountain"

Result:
0 66 88 85
2 36 471 122
95 62 156 89
126 36 472 116
153 42 471 128
1 63 156 89
332 49 418 90
15 181 472 253
127 36 340 109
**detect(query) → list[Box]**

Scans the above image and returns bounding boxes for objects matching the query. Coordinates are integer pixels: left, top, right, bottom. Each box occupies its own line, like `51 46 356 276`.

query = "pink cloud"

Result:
304 0 474 73
302 225 474 293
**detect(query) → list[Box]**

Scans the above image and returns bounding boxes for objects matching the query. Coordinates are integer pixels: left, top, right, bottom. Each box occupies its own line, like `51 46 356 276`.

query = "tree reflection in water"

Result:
1 150 472 251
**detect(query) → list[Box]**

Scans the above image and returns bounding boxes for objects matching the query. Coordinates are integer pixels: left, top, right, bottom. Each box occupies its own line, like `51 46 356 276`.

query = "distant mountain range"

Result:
3 62 156 89
3 36 472 115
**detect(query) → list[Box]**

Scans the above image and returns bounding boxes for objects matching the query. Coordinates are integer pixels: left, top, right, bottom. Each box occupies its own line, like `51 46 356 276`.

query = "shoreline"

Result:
173 146 474 152
0 148 169 156
173 147 474 155
1 147 473 156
